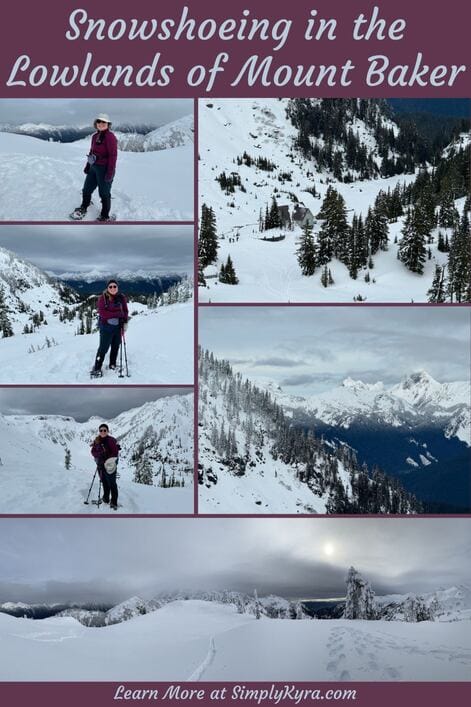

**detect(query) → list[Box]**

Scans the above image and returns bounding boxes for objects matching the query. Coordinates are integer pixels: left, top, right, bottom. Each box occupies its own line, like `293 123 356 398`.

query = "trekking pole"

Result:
84 468 98 504
118 334 124 378
121 326 130 377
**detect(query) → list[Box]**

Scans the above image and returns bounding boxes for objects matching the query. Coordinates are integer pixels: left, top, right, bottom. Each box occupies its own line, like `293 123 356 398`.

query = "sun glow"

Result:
323 542 335 557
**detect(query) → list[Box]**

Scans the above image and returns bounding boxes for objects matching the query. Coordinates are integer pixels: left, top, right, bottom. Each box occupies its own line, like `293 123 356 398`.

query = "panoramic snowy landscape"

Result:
0 226 194 383
199 307 470 513
198 98 470 302
0 389 193 514
0 99 193 220
0 518 470 681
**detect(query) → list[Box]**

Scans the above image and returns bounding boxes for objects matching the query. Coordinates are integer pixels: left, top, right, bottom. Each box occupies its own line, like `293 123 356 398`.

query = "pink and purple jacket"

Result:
97 293 128 326
89 130 118 181
91 435 120 463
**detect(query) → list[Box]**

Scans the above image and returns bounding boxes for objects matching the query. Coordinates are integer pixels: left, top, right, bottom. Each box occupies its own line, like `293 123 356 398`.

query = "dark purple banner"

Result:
1 682 471 706
0 0 470 96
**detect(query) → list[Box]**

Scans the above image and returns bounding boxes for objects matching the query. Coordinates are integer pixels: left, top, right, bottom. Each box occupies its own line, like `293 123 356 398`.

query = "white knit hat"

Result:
95 113 111 124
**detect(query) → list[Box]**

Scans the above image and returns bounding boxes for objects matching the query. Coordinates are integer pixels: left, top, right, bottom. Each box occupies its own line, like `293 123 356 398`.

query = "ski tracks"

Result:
186 636 216 681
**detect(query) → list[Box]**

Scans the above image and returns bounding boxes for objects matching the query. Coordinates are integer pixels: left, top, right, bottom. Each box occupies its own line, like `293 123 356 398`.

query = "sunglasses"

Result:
96 120 108 124
99 428 108 432
108 285 118 289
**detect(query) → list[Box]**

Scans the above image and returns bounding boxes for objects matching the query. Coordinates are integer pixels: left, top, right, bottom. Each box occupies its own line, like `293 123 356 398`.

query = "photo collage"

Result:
0 97 470 683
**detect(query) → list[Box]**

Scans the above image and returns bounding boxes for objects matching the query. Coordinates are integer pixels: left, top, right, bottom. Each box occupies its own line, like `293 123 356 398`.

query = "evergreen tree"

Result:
198 203 218 269
447 207 471 302
296 222 318 275
0 285 14 338
254 589 261 619
427 265 446 303
398 208 426 274
438 190 459 228
403 595 432 623
320 265 329 287
344 567 376 620
271 196 282 229
134 457 154 485
317 187 350 264
365 206 389 255
219 256 239 285
64 448 71 470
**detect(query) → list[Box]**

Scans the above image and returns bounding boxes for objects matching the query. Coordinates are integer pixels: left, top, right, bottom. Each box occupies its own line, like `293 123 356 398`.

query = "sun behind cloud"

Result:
323 542 335 557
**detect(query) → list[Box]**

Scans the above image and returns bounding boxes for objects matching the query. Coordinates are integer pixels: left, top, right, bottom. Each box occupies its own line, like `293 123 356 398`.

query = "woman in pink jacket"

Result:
91 279 129 376
91 423 121 510
73 113 118 222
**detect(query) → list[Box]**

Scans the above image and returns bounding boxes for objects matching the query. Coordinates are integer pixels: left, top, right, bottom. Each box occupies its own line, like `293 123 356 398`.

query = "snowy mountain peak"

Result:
341 378 384 392
398 370 438 390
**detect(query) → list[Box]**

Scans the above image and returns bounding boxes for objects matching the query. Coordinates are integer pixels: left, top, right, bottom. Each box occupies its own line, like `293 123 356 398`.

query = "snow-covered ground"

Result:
0 395 193 514
198 99 462 302
0 301 194 384
0 131 193 220
199 441 330 515
1 600 470 681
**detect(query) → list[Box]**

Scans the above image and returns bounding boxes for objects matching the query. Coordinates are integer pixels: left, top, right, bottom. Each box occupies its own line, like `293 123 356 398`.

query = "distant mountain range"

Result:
263 371 470 511
2 583 470 626
0 115 194 152
55 270 184 297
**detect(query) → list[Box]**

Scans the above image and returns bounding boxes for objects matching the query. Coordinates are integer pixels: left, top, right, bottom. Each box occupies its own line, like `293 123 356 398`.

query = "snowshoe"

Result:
110 503 118 511
90 369 103 379
70 206 88 221
96 214 116 222
91 499 102 506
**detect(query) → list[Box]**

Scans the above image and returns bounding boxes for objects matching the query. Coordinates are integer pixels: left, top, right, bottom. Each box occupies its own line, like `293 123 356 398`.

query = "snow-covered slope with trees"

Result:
199 98 470 302
0 247 193 384
198 350 421 514
0 394 193 513
0 130 193 220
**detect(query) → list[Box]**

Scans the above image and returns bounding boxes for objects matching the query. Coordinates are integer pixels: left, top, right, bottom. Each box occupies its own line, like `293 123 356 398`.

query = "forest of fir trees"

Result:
199 348 422 514
131 424 189 488
199 97 469 300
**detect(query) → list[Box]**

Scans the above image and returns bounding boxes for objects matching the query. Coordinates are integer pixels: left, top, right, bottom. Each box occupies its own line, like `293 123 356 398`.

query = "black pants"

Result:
94 324 121 370
98 464 118 506
82 164 113 217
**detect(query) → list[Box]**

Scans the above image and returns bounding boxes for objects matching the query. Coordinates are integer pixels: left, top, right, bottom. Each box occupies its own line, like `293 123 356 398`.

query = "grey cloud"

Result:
0 99 192 128
0 518 469 604
0 225 193 275
280 374 318 387
0 388 192 421
251 357 306 368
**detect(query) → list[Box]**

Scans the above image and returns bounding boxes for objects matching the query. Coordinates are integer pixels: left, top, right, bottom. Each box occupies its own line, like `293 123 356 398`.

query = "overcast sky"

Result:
0 387 192 421
0 518 469 603
199 307 470 395
0 99 192 127
0 225 193 275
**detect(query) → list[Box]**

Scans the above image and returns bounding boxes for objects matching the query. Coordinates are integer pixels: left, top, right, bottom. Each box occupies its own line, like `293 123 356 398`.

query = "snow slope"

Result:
143 114 194 151
0 300 193 384
0 395 193 514
198 98 457 302
0 132 193 220
1 601 469 681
